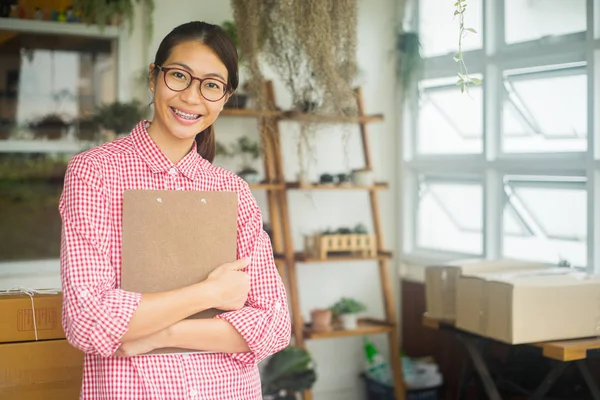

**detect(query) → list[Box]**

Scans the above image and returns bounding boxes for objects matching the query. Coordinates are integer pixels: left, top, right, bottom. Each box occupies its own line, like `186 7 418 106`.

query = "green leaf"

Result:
453 53 463 62
466 28 477 34
456 79 463 86
457 73 468 81
470 77 482 85
460 84 466 94
454 10 460 16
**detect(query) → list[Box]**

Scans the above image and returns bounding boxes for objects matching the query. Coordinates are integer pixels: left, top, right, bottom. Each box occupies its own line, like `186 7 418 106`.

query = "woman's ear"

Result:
148 63 156 92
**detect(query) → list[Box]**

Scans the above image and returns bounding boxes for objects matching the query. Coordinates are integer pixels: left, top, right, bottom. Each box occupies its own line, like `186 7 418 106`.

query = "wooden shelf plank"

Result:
286 182 388 191
221 109 280 118
248 182 285 190
294 251 392 263
281 111 384 124
304 318 394 339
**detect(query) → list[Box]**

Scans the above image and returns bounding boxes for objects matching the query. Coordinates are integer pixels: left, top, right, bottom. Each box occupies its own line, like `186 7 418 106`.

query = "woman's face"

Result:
149 40 229 142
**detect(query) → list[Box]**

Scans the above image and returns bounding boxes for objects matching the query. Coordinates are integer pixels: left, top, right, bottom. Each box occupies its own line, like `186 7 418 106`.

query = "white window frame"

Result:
401 0 600 274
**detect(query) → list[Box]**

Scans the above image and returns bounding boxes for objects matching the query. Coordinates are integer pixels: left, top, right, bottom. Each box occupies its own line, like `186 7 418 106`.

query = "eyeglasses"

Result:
155 65 230 102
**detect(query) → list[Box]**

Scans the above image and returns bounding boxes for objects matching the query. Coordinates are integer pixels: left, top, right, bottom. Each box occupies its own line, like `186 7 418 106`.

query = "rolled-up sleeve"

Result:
216 181 292 365
59 155 141 357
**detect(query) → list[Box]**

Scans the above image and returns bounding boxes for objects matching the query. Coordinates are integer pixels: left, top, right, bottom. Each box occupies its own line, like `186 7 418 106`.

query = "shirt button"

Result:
274 301 281 311
169 167 178 176
182 353 190 360
176 187 184 191
189 389 198 397
80 290 89 298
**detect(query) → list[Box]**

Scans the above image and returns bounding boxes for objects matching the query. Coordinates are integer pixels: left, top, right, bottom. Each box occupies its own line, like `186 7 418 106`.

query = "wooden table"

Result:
422 314 600 400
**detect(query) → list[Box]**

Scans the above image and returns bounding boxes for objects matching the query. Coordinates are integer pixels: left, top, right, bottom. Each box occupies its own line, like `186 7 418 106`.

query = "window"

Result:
419 0 483 57
504 0 587 44
417 177 483 254
405 0 598 272
0 22 118 263
503 176 587 266
418 77 483 154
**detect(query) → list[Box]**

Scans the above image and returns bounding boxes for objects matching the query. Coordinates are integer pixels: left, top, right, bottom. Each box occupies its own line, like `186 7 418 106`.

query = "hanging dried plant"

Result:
231 0 358 116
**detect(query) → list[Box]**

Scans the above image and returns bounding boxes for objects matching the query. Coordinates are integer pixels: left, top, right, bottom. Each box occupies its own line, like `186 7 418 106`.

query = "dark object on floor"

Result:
361 373 442 400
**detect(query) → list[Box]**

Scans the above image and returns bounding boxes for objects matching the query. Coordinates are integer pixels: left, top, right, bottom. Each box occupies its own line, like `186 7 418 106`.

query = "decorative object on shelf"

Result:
29 114 69 140
217 135 262 183
92 100 146 140
72 0 155 35
351 168 374 186
309 309 332 332
304 224 376 260
261 346 316 400
329 297 367 330
318 173 335 185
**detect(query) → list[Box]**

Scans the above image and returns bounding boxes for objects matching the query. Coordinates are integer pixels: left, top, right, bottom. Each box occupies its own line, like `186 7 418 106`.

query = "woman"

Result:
59 21 291 399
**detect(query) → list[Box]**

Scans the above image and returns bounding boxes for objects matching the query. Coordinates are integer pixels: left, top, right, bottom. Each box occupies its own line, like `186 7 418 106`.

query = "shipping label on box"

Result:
0 292 65 343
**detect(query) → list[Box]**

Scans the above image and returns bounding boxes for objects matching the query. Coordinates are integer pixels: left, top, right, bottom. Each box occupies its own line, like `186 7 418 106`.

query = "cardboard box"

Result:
456 270 600 344
0 292 64 343
425 259 549 320
0 339 83 400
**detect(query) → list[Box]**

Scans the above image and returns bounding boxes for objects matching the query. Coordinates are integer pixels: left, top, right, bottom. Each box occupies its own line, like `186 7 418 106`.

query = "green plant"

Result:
261 346 317 399
396 31 423 94
229 136 261 173
93 100 145 133
73 0 155 35
329 297 366 317
453 0 481 93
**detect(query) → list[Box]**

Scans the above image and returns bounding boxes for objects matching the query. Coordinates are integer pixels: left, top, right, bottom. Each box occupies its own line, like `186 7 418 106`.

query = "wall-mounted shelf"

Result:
0 18 120 38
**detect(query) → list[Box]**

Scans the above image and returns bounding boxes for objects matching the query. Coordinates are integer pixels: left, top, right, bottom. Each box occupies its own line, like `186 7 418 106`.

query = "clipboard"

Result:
121 190 238 354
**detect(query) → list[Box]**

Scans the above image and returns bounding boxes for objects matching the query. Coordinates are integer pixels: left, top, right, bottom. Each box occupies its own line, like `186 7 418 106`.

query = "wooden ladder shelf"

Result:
224 82 405 400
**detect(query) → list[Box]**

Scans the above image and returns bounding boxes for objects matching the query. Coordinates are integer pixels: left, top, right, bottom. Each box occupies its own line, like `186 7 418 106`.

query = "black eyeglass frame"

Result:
155 65 231 102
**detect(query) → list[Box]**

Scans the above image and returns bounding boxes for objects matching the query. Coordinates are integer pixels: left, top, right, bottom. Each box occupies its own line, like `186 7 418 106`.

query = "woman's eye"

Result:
173 72 187 80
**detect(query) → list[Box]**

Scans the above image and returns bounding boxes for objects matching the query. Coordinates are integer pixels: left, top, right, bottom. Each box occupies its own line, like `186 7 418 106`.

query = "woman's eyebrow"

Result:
166 62 226 81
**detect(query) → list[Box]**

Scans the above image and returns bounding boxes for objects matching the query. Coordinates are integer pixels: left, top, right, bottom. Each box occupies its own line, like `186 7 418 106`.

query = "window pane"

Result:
418 78 483 154
502 177 587 267
505 0 587 44
502 66 587 153
419 0 483 57
417 178 483 254
0 31 115 142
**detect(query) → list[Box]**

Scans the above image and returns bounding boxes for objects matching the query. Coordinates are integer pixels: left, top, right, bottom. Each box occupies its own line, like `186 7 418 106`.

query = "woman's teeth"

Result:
172 107 200 120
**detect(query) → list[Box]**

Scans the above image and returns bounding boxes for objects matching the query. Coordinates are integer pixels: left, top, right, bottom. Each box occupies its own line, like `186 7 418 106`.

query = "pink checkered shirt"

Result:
59 121 291 400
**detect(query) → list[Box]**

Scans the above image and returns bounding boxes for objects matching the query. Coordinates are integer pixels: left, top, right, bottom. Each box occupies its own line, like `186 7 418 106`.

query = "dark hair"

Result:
151 21 239 163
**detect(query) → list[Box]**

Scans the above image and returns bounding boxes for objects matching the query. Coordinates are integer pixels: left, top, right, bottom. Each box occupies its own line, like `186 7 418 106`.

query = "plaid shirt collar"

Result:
131 120 202 181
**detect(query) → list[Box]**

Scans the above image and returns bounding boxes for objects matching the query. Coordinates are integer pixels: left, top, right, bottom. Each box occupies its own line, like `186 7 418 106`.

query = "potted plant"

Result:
93 100 145 140
72 0 155 35
330 297 367 330
261 346 317 400
230 135 261 183
310 308 332 332
221 20 250 109
29 114 69 140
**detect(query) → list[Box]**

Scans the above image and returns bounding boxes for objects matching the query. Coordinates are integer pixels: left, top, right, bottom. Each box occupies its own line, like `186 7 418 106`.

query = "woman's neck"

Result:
146 120 194 164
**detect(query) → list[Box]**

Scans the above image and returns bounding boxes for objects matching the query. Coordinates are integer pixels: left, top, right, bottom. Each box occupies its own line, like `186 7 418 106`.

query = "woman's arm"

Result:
115 318 249 357
60 155 249 356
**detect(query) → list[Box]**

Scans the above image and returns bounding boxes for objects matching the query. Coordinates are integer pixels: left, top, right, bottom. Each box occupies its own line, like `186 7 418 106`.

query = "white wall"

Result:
0 2 401 399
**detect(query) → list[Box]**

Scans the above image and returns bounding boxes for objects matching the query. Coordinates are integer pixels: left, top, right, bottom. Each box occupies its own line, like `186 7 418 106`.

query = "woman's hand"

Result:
205 257 251 311
114 328 170 357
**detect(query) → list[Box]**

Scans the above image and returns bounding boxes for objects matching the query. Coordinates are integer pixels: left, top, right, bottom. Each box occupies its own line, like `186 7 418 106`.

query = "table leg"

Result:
455 333 503 400
576 360 600 400
529 362 568 400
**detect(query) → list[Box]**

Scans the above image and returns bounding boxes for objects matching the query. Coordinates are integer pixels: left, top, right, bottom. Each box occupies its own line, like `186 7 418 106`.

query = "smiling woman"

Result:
58 21 290 400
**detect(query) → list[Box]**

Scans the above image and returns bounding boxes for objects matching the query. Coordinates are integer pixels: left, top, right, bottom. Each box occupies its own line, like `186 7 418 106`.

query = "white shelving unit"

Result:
0 17 120 38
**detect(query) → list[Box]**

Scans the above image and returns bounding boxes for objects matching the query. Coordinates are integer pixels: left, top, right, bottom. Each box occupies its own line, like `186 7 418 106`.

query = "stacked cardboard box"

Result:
0 292 83 399
456 269 600 344
425 259 549 321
